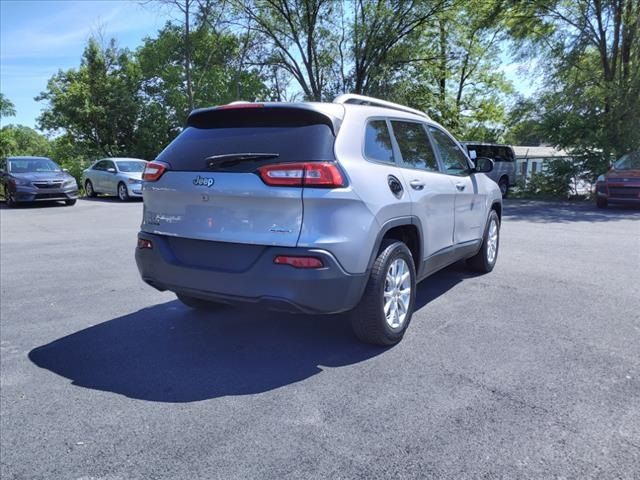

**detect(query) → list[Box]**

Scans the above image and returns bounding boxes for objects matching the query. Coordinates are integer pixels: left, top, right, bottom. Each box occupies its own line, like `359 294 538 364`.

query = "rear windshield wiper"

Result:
205 152 279 169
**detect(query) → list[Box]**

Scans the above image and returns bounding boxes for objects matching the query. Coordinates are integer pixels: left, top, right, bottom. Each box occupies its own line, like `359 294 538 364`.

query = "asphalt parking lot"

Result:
1 198 639 479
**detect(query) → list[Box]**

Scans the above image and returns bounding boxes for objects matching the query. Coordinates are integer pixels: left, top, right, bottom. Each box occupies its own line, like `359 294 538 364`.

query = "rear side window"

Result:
467 145 514 162
391 121 438 171
364 120 394 163
156 124 336 172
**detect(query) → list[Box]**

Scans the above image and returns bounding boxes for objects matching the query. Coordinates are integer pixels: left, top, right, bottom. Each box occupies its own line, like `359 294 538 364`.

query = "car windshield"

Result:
9 158 61 173
116 161 146 172
613 151 640 170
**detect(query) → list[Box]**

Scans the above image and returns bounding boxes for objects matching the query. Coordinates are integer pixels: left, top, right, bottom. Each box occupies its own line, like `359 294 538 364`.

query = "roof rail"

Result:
333 94 430 119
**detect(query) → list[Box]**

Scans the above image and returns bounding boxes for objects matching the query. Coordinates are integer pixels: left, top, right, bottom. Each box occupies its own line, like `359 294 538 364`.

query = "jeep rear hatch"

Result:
140 103 343 247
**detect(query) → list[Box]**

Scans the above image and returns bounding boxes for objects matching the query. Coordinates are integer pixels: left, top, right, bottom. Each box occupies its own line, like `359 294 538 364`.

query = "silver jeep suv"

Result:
136 94 502 345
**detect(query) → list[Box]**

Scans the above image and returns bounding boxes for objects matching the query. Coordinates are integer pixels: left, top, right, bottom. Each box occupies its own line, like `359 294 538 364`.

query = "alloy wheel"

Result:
383 258 411 329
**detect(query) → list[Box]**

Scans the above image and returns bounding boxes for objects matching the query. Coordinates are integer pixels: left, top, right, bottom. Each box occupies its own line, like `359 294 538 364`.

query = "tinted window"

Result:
157 124 335 172
391 121 438 171
428 127 469 175
466 144 514 162
8 158 60 173
116 161 146 172
93 161 107 171
105 161 116 171
364 120 394 163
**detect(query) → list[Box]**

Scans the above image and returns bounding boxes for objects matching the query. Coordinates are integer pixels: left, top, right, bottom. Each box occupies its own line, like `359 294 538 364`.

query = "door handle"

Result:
410 180 425 190
455 183 466 191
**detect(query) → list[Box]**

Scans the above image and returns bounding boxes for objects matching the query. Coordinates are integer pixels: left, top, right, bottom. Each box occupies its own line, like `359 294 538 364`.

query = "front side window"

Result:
93 161 107 171
428 127 469 175
364 120 394 163
104 161 116 171
391 121 438 171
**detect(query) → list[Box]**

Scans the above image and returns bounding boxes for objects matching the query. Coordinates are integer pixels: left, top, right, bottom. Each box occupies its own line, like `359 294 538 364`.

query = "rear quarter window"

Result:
364 120 394 163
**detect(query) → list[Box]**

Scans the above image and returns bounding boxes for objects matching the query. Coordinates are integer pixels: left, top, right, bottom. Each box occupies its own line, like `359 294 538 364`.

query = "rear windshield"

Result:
466 145 514 162
156 124 336 172
116 161 146 172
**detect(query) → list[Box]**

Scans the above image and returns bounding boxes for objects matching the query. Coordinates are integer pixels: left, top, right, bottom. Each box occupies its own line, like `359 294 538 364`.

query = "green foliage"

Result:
0 93 17 119
0 124 51 158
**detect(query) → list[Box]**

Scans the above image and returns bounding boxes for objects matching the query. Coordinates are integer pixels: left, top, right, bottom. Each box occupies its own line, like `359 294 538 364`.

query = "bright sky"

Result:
0 0 538 130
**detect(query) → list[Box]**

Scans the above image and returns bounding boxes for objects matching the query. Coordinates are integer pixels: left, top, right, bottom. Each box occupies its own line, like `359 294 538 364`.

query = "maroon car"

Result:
595 151 640 208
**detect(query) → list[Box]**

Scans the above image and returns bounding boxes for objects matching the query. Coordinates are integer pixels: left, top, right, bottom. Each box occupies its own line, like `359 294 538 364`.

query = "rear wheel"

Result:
117 182 129 202
467 210 500 273
596 196 608 208
177 294 225 311
350 241 416 346
498 176 509 197
85 180 96 198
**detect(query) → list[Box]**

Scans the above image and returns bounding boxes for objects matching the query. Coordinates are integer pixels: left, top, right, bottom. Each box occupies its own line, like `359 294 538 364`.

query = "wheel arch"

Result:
367 216 423 276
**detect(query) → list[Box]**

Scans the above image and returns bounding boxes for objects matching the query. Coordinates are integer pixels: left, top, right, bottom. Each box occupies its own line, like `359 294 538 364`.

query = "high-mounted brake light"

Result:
258 162 344 188
216 103 264 110
142 161 168 182
274 256 324 269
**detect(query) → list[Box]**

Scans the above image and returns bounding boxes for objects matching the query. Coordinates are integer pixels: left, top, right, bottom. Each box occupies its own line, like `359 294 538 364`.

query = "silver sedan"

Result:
81 158 147 201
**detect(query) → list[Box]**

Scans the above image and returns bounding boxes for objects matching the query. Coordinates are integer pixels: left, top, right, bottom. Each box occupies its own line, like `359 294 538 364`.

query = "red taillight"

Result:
274 256 324 269
137 238 153 249
142 161 168 182
258 162 344 187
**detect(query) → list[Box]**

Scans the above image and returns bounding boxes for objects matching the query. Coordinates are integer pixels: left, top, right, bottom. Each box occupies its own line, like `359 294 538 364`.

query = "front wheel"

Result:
596 197 608 208
65 199 77 206
117 182 130 202
467 210 500 273
350 241 416 346
5 189 16 208
85 180 96 198
498 177 509 197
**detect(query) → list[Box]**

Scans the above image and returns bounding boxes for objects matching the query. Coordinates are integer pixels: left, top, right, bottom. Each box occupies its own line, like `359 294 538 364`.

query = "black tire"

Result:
177 293 225 311
350 241 416 346
467 209 500 273
85 180 96 198
498 176 509 197
117 182 130 202
65 199 77 206
596 197 608 208
5 188 16 208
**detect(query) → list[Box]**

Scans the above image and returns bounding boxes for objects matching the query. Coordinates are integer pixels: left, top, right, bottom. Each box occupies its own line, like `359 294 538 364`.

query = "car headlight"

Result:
63 178 78 188
13 178 30 186
128 178 142 185
596 174 606 183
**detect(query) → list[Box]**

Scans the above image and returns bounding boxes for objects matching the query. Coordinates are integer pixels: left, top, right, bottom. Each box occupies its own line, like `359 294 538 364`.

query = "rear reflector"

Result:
274 256 324 269
142 161 168 182
137 238 153 249
258 162 344 187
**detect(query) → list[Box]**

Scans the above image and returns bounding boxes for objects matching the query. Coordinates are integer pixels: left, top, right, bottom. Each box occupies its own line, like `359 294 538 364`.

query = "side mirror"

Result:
62 168 69 172
107 168 116 173
474 157 494 173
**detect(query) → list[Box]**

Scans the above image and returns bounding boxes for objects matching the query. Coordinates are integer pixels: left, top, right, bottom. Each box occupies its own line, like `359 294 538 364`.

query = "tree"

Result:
507 0 640 159
36 38 142 158
235 0 338 101
0 125 51 158
0 93 16 119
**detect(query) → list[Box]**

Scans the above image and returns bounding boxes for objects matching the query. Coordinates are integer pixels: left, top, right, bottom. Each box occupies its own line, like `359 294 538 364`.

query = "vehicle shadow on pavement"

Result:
28 302 387 403
504 199 640 223
28 265 467 403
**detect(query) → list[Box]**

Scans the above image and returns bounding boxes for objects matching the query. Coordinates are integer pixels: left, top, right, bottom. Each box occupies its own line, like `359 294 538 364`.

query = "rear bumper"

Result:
135 232 368 314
